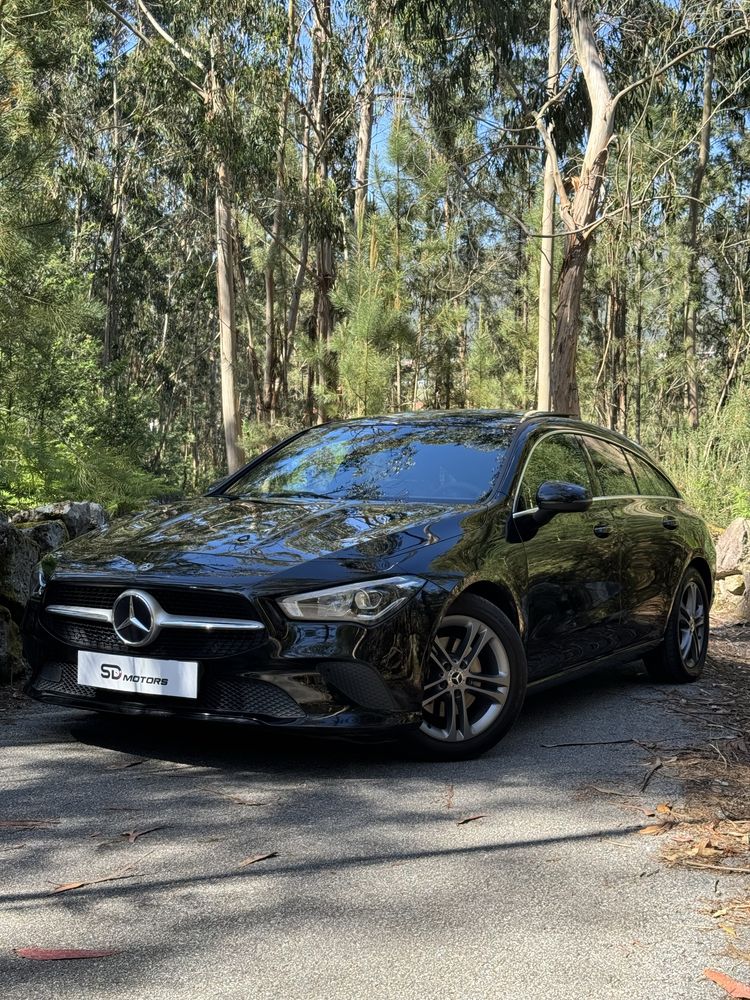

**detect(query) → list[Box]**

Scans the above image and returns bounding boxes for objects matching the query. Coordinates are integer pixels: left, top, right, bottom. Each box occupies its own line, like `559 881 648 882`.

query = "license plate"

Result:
77 651 198 699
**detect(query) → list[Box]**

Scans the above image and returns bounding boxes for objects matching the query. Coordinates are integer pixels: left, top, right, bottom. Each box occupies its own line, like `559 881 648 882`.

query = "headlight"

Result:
30 562 48 598
277 576 424 623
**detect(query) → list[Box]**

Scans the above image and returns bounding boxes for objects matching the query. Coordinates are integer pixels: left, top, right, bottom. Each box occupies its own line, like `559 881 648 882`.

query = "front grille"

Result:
42 617 259 660
35 662 304 719
44 582 255 619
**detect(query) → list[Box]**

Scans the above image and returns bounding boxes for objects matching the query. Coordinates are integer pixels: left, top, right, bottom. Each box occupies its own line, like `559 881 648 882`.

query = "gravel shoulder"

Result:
1 657 749 1000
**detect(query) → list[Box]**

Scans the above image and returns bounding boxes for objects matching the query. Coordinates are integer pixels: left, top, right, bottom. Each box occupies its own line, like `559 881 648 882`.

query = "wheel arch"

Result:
453 580 522 636
689 555 713 603
664 554 714 626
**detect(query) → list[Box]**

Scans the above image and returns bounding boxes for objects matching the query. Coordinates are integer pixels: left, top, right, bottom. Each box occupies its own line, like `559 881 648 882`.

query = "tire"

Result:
643 566 709 683
406 593 527 761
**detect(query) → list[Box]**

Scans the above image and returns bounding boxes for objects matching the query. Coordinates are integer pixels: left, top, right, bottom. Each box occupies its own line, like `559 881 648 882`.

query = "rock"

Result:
724 574 746 596
715 518 750 579
16 519 69 555
0 605 23 683
0 520 40 618
11 501 108 539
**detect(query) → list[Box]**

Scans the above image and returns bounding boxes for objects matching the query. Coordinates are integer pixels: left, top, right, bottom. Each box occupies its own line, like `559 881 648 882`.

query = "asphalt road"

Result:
0 664 744 1000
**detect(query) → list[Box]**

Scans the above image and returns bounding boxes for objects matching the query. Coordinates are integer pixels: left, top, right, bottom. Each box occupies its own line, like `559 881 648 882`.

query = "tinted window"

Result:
583 437 638 497
517 434 592 511
626 452 679 497
223 420 514 503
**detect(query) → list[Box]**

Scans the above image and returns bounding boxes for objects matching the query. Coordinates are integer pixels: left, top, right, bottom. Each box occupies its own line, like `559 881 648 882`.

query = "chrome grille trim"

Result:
46 605 113 623
45 604 264 632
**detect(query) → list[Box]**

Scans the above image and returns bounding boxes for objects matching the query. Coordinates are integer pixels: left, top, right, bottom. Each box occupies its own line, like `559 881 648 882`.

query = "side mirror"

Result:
536 480 592 515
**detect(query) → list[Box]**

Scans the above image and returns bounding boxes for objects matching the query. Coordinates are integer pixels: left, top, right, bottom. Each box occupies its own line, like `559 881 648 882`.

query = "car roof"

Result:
328 409 651 455
329 409 523 426
325 409 674 485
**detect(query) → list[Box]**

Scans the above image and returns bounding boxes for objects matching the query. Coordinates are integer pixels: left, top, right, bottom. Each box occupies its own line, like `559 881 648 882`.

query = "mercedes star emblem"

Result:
112 590 160 647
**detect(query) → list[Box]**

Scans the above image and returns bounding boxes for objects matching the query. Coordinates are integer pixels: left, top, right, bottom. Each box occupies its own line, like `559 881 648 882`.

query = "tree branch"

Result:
612 23 750 112
135 0 205 73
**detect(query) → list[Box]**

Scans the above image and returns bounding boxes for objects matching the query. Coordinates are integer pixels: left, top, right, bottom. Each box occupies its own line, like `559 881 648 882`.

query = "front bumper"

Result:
23 581 447 733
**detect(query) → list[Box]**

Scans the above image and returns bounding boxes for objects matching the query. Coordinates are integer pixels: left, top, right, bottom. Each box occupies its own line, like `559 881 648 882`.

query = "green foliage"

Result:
654 390 750 528
0 0 748 534
241 419 297 461
0 428 171 514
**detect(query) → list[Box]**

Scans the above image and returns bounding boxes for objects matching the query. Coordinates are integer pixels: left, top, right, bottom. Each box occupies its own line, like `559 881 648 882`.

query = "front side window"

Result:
583 437 638 497
222 419 515 503
517 434 592 512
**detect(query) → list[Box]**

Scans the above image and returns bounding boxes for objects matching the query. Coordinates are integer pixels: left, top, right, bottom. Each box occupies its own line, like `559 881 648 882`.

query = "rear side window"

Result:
517 434 592 511
625 452 680 498
583 437 638 497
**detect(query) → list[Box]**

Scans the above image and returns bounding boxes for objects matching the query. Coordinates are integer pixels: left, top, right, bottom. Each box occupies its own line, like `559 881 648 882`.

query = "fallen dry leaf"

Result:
109 759 146 770
587 785 632 797
213 792 268 806
50 871 141 894
444 783 455 811
640 759 663 793
0 819 60 831
695 839 724 858
15 948 119 961
705 968 750 998
684 862 750 875
120 826 165 844
456 814 486 826
655 803 673 815
542 739 634 748
639 822 674 836
237 851 278 869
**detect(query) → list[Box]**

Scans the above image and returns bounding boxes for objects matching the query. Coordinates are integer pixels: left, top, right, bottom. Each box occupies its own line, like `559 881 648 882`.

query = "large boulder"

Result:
715 518 750 579
713 518 750 624
11 501 107 540
15 519 69 555
0 605 23 684
0 520 40 618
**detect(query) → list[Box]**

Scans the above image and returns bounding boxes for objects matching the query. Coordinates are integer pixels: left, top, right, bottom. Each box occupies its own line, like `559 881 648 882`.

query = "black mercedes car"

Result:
24 411 714 759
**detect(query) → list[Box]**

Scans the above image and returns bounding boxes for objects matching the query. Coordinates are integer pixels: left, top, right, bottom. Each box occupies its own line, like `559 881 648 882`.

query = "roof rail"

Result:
521 409 572 420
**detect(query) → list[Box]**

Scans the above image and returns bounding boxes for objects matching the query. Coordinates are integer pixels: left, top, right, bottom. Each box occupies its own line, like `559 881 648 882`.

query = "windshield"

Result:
221 419 515 503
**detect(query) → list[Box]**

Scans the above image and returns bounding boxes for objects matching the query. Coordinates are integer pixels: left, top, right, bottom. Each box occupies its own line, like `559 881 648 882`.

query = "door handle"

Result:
593 523 612 538
662 517 678 530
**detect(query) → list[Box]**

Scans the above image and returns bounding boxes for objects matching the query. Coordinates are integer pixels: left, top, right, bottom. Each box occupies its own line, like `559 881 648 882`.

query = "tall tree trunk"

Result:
234 245 264 421
609 275 627 433
209 38 245 473
286 119 311 348
684 47 714 430
312 0 333 422
354 1 378 237
635 249 643 443
215 160 245 472
263 0 297 423
104 59 123 366
537 0 560 411
550 0 615 415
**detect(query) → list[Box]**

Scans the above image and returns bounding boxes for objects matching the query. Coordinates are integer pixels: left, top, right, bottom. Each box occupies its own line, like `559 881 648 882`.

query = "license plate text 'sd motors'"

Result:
77 651 198 699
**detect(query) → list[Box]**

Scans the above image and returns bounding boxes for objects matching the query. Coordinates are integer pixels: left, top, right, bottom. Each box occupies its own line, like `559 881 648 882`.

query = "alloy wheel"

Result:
678 580 706 670
420 614 510 743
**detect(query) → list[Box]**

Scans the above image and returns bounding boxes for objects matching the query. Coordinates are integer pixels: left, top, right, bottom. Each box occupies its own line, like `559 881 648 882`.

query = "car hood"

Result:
49 495 478 591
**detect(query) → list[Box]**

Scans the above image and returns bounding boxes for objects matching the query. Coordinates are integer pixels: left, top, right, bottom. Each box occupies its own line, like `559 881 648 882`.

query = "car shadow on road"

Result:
65 659 653 773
